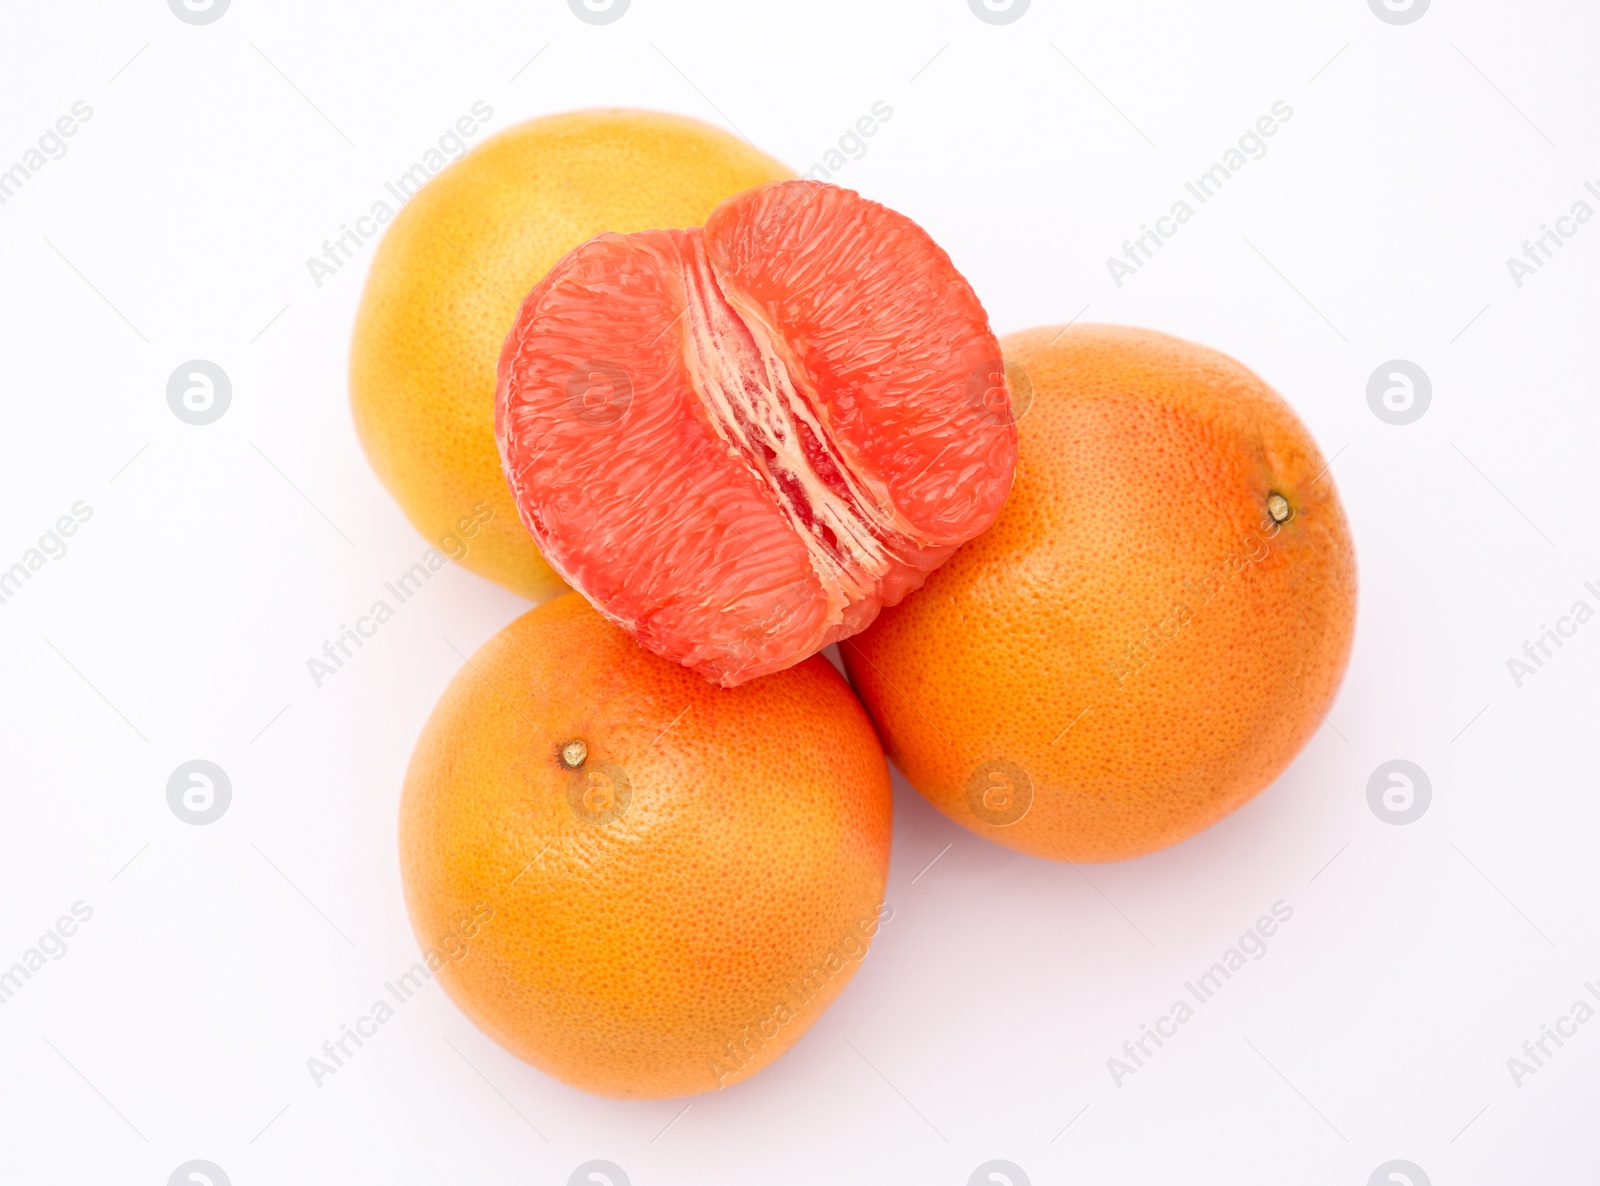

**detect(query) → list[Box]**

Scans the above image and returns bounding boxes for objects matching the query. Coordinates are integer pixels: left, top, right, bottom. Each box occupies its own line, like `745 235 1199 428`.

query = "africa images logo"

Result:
969 0 1030 25
168 0 229 25
1368 0 1429 25
168 1161 230 1186
167 360 231 425
1367 360 1430 425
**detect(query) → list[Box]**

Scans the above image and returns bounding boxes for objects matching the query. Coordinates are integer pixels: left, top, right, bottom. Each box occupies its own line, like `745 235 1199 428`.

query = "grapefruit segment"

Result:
496 181 1016 685
704 182 1014 543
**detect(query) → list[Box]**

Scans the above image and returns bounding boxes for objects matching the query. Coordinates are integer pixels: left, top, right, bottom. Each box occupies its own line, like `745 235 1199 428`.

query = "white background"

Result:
2 1 1597 1183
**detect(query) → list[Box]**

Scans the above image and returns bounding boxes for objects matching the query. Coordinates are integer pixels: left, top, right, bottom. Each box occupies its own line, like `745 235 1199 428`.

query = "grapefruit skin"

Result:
399 595 892 1099
843 325 1357 863
351 110 794 602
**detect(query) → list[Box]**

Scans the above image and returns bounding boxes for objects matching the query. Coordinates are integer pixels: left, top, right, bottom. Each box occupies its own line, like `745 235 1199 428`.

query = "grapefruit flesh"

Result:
842 325 1357 863
398 594 892 1099
496 181 1016 686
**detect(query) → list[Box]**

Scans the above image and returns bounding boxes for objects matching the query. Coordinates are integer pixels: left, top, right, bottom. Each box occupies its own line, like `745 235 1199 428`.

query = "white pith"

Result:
678 240 920 631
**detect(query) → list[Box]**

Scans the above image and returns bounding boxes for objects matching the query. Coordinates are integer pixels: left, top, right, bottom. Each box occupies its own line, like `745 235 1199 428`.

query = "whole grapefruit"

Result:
842 324 1356 863
351 110 793 601
399 594 892 1098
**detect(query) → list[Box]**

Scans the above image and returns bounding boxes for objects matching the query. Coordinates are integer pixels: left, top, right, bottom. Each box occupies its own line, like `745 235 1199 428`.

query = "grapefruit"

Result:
398 594 892 1098
351 110 794 601
842 325 1357 863
496 180 1017 685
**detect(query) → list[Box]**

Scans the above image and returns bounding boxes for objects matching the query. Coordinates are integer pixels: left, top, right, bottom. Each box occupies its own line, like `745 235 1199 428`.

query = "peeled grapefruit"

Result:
496 180 1017 685
399 594 892 1098
843 325 1357 863
351 110 793 601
